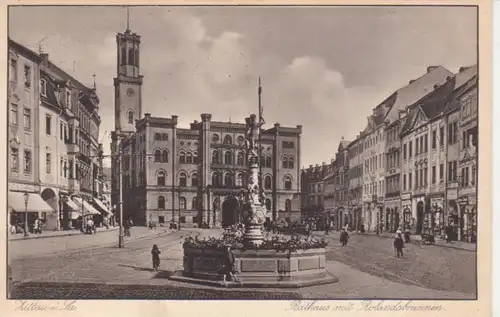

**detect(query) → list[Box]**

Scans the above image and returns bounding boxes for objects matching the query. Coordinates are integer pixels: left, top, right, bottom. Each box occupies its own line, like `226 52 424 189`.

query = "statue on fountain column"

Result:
243 114 266 226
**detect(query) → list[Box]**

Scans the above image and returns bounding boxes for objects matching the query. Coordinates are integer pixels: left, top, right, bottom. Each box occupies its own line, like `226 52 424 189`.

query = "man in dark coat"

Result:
394 232 405 257
224 246 236 282
339 228 349 246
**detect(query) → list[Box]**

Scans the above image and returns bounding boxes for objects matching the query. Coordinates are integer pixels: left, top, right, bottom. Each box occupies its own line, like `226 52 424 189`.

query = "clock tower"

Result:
113 17 143 135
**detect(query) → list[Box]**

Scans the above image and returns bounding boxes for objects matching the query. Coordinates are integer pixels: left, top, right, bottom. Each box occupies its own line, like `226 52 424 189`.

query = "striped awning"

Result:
72 197 100 215
9 192 54 213
93 198 112 216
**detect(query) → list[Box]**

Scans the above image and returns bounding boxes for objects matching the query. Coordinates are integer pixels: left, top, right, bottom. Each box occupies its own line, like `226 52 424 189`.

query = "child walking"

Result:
151 244 161 272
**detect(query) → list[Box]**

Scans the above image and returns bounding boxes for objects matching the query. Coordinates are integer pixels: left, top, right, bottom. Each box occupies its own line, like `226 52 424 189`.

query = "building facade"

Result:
333 139 350 230
8 39 104 232
347 135 364 231
110 25 302 228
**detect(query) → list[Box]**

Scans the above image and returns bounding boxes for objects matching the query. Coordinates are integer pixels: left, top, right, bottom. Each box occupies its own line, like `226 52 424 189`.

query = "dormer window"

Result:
40 79 47 96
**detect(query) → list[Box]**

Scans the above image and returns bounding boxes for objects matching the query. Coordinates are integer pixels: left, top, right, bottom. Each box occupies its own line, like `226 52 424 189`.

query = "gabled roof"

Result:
400 76 456 136
454 64 478 89
337 139 351 152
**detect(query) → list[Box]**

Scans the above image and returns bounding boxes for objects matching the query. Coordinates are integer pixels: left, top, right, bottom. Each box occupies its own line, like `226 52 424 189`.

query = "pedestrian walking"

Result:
223 245 236 282
339 228 349 247
394 232 405 258
445 225 453 243
151 244 161 272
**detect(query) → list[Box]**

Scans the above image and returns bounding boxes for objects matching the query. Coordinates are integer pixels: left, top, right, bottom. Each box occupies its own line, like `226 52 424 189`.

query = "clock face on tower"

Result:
126 88 135 97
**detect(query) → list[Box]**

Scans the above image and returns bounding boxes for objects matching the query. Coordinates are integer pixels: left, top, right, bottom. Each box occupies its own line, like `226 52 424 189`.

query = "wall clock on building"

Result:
126 88 135 97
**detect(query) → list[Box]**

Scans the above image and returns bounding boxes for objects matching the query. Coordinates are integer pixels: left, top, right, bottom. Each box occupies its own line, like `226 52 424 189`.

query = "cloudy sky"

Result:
9 6 477 167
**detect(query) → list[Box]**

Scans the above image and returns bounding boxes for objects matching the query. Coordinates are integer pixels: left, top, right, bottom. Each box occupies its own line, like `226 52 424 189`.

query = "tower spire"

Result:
126 6 130 31
92 73 96 89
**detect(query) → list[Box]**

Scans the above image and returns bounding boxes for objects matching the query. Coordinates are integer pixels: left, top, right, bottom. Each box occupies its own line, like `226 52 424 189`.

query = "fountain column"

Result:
242 114 266 246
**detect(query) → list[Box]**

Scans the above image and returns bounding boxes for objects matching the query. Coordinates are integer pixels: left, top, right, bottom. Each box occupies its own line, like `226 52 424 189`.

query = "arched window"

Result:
224 151 232 165
236 173 244 187
191 173 198 187
237 151 244 165
154 149 161 162
192 197 198 210
288 157 295 169
179 197 186 210
264 175 272 190
193 152 198 164
223 135 232 145
179 152 186 164
128 111 134 124
157 171 166 186
224 173 233 187
212 172 221 187
158 196 165 209
162 150 168 162
282 157 288 169
121 47 126 65
266 157 272 168
265 198 272 211
285 199 291 212
179 172 187 187
128 48 134 65
134 48 139 66
186 152 193 164
284 176 292 190
212 134 219 143
212 150 220 164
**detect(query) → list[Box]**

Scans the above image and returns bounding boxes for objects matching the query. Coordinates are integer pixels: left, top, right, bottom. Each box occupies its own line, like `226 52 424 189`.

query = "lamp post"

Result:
118 146 124 248
23 191 29 237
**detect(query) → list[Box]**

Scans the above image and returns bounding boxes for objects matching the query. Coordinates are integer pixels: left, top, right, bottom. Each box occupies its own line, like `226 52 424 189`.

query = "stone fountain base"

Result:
168 247 338 288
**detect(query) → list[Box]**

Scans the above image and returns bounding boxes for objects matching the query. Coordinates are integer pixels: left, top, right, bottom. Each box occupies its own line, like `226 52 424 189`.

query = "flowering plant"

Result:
183 231 327 252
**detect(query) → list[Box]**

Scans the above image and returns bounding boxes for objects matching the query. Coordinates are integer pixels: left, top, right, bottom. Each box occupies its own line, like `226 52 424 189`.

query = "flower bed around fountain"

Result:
169 229 339 288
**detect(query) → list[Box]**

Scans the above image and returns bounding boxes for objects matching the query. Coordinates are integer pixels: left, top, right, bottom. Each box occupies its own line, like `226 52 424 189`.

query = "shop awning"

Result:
64 199 83 220
93 198 112 216
9 192 54 213
72 197 100 215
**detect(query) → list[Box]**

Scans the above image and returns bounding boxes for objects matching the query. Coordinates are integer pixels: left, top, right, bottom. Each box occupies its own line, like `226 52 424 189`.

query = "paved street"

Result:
317 231 476 295
9 228 476 299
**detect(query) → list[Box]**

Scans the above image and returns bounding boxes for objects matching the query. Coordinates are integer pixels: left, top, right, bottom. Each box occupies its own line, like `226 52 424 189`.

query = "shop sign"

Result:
447 190 458 200
457 197 468 205
401 193 411 201
9 182 38 193
431 197 444 206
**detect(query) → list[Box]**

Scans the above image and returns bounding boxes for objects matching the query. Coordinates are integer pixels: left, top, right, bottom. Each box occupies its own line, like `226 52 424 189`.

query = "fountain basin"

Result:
169 247 338 288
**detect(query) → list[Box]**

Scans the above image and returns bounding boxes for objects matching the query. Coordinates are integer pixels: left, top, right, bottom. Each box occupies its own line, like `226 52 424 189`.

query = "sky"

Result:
9 6 477 168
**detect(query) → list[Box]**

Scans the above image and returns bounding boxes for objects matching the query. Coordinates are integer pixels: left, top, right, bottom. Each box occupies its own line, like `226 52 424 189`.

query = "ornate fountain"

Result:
171 114 338 288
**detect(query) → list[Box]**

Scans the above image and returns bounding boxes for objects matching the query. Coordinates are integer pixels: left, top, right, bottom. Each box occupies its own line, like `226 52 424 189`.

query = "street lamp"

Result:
23 191 29 237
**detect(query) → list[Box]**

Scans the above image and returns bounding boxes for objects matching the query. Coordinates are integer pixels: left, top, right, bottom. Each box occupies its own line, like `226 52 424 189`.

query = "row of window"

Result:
10 148 31 173
10 104 31 130
365 154 384 173
9 59 31 88
155 171 293 190
364 180 385 197
155 196 292 212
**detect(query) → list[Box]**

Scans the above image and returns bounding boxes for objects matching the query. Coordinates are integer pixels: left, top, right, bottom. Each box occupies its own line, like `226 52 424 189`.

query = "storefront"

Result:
429 196 444 237
458 195 476 243
446 188 459 241
401 193 412 231
8 191 54 234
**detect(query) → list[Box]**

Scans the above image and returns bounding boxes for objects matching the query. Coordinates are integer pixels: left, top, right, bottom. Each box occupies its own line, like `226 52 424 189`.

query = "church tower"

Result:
114 8 143 135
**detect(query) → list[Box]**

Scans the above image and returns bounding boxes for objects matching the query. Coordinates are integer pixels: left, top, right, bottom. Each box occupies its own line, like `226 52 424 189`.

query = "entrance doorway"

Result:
416 201 424 234
221 196 239 228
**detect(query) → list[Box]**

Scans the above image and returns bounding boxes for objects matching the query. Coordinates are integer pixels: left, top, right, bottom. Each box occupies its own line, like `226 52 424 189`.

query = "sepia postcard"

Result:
0 1 492 317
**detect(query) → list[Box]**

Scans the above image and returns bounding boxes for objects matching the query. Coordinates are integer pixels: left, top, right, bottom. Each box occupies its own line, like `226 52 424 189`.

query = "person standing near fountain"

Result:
223 245 236 282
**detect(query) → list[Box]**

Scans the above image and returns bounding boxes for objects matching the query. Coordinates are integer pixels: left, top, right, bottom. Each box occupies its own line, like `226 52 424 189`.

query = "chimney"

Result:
409 79 416 85
309 165 313 168
171 115 178 125
40 53 49 66
193 120 198 124
433 84 439 89
144 113 151 119
427 66 439 73
459 66 467 73
322 162 326 166
315 164 319 167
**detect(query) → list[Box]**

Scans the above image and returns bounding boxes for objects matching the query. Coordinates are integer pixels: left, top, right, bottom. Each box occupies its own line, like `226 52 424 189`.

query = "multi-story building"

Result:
322 159 337 228
347 134 364 231
8 39 104 232
333 138 350 229
384 116 403 232
456 65 478 243
399 77 455 235
300 162 329 227
110 25 302 228
363 66 454 233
